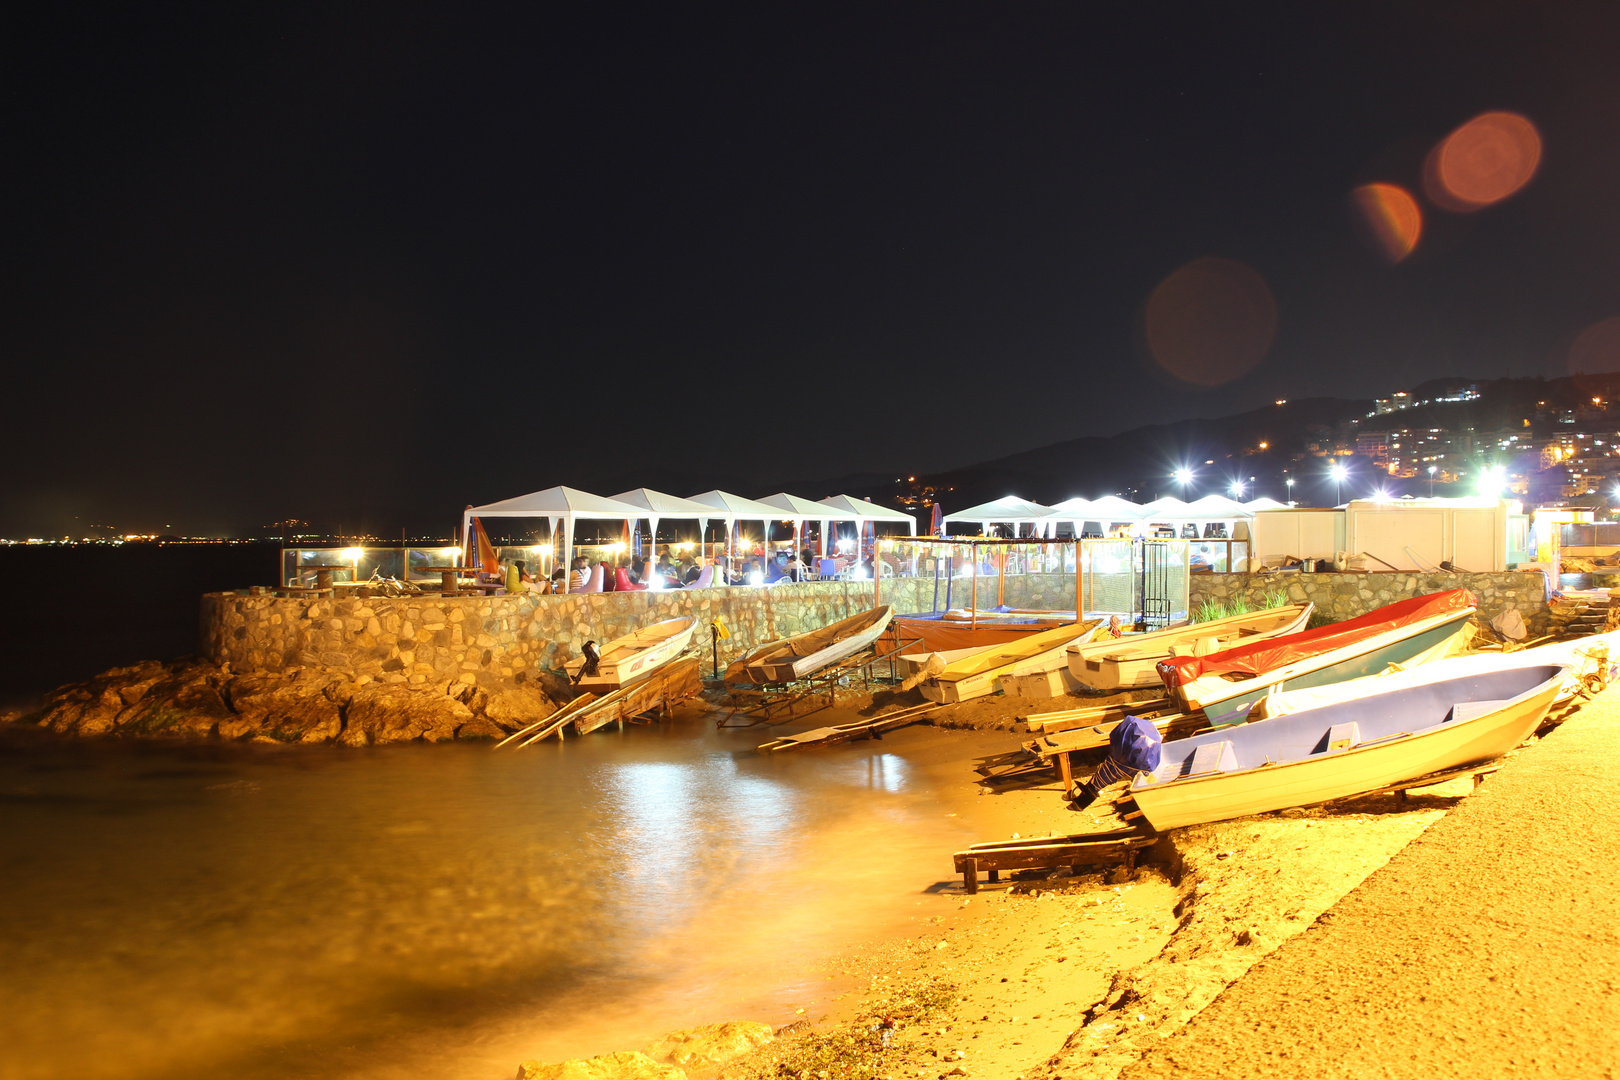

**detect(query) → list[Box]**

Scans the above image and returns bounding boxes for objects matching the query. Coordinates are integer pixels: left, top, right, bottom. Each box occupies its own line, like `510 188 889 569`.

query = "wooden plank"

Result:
1024 697 1172 733
756 702 939 753
573 657 701 735
952 835 1154 888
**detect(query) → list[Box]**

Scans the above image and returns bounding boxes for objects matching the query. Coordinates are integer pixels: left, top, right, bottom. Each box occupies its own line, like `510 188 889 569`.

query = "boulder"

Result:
645 1021 773 1068
481 687 557 732
222 673 347 743
455 716 508 741
515 1051 684 1080
345 685 473 744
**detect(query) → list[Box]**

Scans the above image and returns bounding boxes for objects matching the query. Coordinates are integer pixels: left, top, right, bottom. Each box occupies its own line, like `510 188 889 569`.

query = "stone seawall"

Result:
200 580 939 684
1188 570 1551 636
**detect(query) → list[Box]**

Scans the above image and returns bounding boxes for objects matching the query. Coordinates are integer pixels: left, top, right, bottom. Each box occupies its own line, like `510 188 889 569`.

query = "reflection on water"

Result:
0 716 974 1080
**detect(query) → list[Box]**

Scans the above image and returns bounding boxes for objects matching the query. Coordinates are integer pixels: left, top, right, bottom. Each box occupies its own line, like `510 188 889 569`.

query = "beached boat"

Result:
898 644 998 678
1254 628 1620 719
1157 589 1478 728
1067 604 1312 692
564 616 697 693
1130 662 1567 831
725 605 894 684
920 620 1101 704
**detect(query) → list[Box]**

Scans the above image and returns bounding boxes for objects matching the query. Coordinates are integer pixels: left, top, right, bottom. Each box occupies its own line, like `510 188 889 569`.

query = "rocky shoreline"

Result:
1 657 578 745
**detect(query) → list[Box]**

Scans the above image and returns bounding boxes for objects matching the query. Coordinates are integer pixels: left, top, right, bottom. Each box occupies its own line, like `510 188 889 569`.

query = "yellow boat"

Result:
919 619 1100 703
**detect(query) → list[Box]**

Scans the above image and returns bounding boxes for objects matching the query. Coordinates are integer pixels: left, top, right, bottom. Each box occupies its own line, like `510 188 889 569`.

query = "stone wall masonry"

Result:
1188 570 1551 636
200 580 941 685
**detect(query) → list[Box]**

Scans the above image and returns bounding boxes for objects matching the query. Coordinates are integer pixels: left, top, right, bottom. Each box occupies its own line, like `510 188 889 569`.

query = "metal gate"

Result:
1136 539 1187 630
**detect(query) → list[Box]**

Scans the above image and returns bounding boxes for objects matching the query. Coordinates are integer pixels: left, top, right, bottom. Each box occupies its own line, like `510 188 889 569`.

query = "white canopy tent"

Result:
462 486 646 575
940 496 1056 537
688 490 798 565
758 493 861 558
816 494 918 553
612 488 724 565
1244 496 1289 512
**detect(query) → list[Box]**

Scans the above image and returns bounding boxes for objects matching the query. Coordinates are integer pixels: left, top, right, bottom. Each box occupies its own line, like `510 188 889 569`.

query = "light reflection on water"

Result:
0 717 975 1080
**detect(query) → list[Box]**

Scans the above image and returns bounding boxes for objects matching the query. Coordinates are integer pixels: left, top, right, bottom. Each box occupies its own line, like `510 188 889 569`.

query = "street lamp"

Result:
1173 467 1194 495
1329 462 1348 506
1285 477 1295 506
1228 479 1246 498
1427 465 1436 497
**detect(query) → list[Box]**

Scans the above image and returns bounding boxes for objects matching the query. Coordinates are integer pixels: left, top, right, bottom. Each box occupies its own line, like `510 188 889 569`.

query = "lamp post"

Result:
1286 477 1295 506
1228 478 1246 498
1427 465 1436 497
1330 462 1347 506
1173 467 1193 498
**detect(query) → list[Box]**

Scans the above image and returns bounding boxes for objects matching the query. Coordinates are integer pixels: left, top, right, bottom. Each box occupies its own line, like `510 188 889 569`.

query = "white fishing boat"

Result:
1067 604 1312 692
898 644 998 678
725 605 894 684
1130 663 1567 831
1158 589 1478 728
920 620 1100 704
564 616 697 693
1253 629 1620 719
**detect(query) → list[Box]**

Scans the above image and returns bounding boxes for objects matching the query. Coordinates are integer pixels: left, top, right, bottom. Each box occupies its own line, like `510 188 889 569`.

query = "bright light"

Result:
748 571 764 587
1329 463 1348 482
609 542 626 554
1173 468 1193 485
1371 489 1390 504
1228 480 1246 497
1476 466 1504 497
1258 441 1268 450
1428 466 1437 475
342 547 363 562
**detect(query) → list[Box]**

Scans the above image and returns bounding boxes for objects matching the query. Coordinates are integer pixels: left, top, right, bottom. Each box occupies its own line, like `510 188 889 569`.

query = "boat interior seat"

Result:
1184 739 1238 778
1445 699 1512 725
1315 722 1362 754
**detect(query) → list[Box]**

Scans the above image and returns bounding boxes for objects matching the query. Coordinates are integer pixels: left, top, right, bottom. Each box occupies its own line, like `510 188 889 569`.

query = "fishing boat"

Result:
1067 604 1312 692
1253 628 1620 719
1157 589 1478 728
725 605 894 684
564 616 697 693
920 620 1101 704
898 644 998 678
1130 662 1567 831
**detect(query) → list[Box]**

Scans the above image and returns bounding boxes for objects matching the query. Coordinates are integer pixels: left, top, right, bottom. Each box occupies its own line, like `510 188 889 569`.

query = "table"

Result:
416 566 482 595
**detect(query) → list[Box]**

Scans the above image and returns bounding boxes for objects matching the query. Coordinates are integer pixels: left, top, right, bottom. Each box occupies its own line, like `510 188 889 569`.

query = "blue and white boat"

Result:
1130 662 1567 831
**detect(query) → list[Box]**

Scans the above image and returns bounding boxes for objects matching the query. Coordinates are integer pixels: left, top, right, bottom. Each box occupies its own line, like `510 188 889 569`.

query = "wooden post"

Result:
964 858 979 895
874 533 882 607
1074 538 1083 622
970 546 978 631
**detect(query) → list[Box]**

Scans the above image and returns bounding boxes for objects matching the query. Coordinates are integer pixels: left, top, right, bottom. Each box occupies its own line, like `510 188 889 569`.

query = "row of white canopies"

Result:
462 487 1288 569
462 486 917 570
940 494 1291 535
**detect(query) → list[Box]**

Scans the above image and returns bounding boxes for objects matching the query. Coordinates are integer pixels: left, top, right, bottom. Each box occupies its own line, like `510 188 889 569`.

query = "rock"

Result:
345 685 474 743
480 687 556 732
645 1021 773 1068
223 673 346 743
516 1050 685 1080
455 716 508 740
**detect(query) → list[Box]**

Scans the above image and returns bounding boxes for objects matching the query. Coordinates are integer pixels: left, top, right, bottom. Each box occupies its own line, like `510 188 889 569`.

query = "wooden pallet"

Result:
951 825 1156 893
495 656 702 748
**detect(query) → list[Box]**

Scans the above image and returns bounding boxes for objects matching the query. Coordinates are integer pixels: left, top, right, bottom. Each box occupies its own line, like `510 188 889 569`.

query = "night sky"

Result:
4 3 1619 537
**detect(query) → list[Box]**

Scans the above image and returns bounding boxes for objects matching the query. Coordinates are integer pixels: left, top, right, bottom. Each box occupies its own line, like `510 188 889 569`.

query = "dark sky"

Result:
4 2 1619 537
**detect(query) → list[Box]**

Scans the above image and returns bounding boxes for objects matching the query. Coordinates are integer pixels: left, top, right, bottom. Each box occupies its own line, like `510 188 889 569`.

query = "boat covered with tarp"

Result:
1068 603 1312 692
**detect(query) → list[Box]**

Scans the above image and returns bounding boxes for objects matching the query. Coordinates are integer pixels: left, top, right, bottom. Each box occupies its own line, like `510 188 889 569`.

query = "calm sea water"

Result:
0 714 991 1080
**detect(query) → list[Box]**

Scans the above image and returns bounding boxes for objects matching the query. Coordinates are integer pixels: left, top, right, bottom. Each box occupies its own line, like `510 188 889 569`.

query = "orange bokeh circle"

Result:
1351 183 1423 262
1425 111 1541 211
1144 257 1278 387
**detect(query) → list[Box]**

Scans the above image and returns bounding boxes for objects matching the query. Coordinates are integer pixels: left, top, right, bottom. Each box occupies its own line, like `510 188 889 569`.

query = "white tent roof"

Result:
1243 496 1289 512
1181 494 1253 517
1136 496 1190 518
758 492 859 519
467 485 643 519
611 488 717 517
1045 497 1096 516
688 489 789 519
817 494 917 528
1080 495 1148 521
941 495 1055 524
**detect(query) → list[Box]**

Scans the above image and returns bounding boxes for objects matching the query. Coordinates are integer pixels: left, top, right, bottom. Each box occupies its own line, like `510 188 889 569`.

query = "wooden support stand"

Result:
952 829 1155 894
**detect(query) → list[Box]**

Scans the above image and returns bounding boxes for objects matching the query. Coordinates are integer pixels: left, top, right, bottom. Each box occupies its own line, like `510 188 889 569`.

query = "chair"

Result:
686 565 716 589
578 564 604 593
614 567 648 591
818 558 838 580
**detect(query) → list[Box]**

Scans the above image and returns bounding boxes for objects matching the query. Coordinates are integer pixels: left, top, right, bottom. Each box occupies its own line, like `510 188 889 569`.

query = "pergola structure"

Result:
687 490 796 564
816 494 918 552
757 492 862 557
611 488 725 562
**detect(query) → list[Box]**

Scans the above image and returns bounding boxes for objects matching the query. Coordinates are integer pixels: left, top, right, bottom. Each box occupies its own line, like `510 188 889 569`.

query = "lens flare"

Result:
1351 183 1423 262
1424 111 1541 211
1144 257 1277 387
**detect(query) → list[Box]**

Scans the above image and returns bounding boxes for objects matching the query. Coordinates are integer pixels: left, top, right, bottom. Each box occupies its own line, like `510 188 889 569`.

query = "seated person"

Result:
569 556 591 592
505 560 530 594
764 553 789 583
628 557 645 585
548 567 568 593
780 551 803 581
680 556 700 584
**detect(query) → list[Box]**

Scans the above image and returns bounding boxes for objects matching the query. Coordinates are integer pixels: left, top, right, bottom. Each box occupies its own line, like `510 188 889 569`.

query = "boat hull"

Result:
749 606 895 683
1132 664 1565 831
569 618 697 693
1068 605 1311 692
1183 610 1475 728
921 621 1099 703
